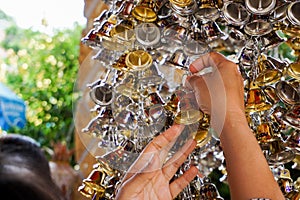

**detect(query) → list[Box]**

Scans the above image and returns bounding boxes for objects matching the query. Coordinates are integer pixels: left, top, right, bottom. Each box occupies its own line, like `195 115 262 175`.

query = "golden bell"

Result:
90 83 114 106
275 81 300 106
169 0 197 16
245 82 272 113
267 139 295 165
78 184 95 198
83 169 107 193
188 123 212 149
255 122 276 144
170 0 193 7
283 105 300 129
254 57 282 86
199 177 224 200
125 50 153 71
286 61 300 80
261 30 285 51
131 0 157 22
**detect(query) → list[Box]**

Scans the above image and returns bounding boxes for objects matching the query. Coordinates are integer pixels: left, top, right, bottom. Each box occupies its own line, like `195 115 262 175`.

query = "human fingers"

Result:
189 52 227 74
162 139 196 181
122 124 184 181
169 166 199 198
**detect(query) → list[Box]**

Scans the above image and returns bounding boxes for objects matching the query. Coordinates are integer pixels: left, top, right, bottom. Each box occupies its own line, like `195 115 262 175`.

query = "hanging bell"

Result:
283 105 300 129
286 58 300 80
255 122 276 144
277 168 296 196
287 1 300 27
245 0 276 15
188 123 212 149
275 81 300 106
245 82 272 113
166 49 188 70
174 91 204 125
199 177 224 200
244 19 272 36
201 21 226 43
194 0 220 21
169 0 197 16
260 30 286 51
125 49 153 71
269 3 290 31
286 129 300 155
263 86 280 104
254 55 282 86
90 83 114 106
78 183 95 198
82 169 107 193
135 23 161 47
81 28 101 48
222 2 250 27
266 138 295 165
131 0 157 22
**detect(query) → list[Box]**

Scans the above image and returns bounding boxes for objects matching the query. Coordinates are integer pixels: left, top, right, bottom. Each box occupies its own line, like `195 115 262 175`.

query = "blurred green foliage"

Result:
0 12 82 150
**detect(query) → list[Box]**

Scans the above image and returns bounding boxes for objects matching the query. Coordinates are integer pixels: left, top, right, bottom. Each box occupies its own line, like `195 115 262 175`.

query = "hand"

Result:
115 124 199 200
187 52 247 135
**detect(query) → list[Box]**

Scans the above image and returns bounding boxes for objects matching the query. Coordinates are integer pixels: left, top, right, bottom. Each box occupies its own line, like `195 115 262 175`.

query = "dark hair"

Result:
0 134 65 200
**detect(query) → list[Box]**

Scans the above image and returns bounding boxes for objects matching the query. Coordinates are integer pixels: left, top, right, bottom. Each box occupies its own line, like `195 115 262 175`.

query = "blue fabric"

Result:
0 83 26 130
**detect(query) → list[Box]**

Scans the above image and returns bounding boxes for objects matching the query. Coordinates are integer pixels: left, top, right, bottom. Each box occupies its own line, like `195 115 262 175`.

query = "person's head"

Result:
0 134 64 200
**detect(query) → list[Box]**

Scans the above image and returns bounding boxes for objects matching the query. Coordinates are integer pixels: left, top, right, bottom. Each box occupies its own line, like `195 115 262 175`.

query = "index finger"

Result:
122 124 185 181
189 52 227 74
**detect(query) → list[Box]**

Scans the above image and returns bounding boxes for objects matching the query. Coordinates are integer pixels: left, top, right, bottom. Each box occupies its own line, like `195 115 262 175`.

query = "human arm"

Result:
187 52 284 200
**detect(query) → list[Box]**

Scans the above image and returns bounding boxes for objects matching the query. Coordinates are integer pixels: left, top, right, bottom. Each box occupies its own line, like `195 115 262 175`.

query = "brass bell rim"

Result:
82 179 106 192
245 102 272 113
255 69 282 86
169 0 193 7
267 148 295 165
174 109 204 125
131 6 157 22
286 62 300 80
125 50 153 71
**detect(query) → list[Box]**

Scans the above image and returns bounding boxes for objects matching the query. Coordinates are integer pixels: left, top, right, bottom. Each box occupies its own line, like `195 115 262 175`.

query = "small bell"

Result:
222 2 250 27
199 177 224 200
266 138 295 165
131 0 157 22
194 0 220 21
245 82 272 113
286 129 300 154
254 55 282 86
244 19 272 36
283 105 300 129
201 21 226 43
275 81 300 106
287 1 300 26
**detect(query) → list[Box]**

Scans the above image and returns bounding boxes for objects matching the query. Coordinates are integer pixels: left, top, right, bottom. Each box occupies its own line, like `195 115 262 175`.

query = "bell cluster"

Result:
78 0 300 199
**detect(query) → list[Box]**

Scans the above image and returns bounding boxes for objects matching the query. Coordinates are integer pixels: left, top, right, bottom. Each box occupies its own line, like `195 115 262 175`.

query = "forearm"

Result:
220 118 284 200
